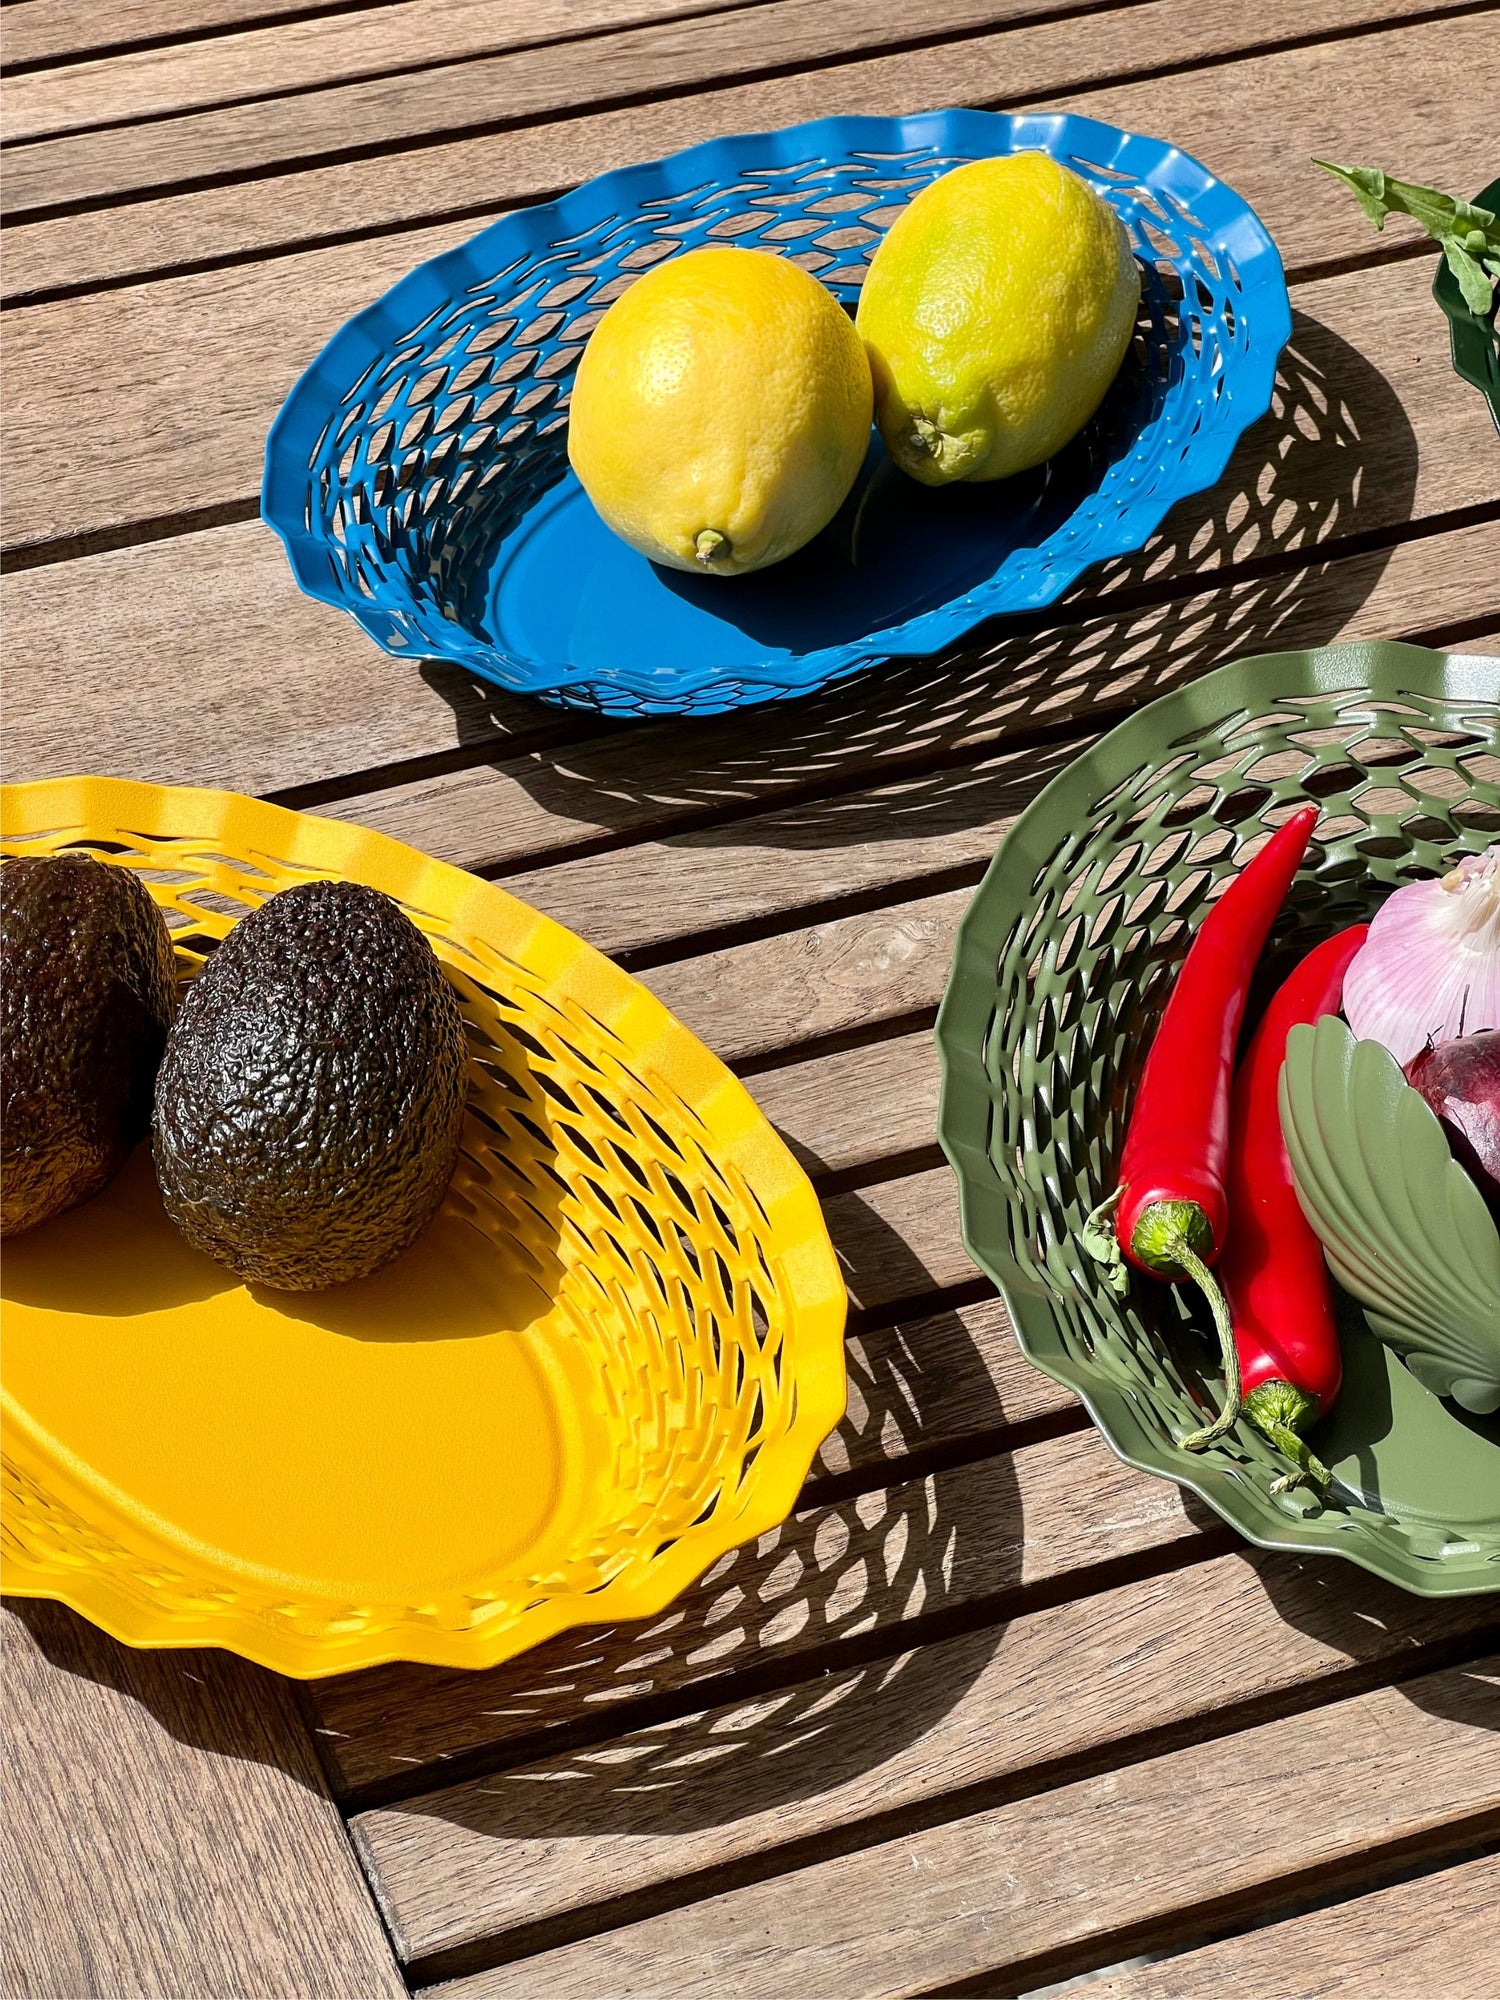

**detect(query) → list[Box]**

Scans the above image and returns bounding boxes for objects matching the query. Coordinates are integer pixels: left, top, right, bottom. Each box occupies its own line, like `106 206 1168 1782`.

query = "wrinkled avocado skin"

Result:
1 853 178 1236
153 879 467 1290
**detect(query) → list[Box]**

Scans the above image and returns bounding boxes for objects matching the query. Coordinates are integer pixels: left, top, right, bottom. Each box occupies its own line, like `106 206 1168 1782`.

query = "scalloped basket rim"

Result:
935 639 1500 1598
262 105 1291 713
0 776 849 1677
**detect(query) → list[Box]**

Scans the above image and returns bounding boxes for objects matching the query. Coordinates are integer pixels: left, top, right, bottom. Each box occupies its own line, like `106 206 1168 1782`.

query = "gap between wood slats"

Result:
926 1828 1500 2000
4 8 1478 307
332 1479 1236 1819
0 31 1478 562
0 0 1480 290
0 0 1145 145
3 0 1483 229
386 1639 1500 1987
1077 1843 1500 2000
0 0 1207 218
406 1660 1500 1996
0 0 409 76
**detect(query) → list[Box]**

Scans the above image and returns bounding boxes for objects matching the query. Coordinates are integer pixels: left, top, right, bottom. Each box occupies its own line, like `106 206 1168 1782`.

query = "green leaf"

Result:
1316 161 1393 229
1444 238 1499 316
1315 159 1500 259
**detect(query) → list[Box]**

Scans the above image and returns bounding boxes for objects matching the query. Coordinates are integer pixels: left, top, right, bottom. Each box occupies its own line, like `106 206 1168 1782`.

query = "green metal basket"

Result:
937 641 1500 1595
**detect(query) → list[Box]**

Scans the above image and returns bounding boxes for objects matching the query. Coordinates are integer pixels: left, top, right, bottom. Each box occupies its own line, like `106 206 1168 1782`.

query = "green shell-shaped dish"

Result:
937 639 1500 1596
1432 175 1500 434
1279 1017 1500 1414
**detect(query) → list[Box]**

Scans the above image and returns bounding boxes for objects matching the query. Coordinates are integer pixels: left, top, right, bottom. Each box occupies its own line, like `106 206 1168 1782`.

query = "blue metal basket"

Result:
263 109 1291 717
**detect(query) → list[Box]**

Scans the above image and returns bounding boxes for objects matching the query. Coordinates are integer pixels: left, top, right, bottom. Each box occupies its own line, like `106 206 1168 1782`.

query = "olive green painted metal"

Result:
1433 176 1500 434
937 641 1500 1594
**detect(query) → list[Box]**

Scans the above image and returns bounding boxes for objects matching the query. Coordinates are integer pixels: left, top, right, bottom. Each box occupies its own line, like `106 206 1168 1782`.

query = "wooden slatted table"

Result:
3 4 1499 1995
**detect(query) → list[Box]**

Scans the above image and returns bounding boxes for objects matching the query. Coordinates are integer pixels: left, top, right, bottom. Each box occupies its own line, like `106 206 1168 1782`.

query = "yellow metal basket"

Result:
1 778 846 1677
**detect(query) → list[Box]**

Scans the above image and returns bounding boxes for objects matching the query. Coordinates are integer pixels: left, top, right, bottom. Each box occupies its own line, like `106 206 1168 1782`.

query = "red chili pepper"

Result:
1221 923 1368 1494
1087 805 1319 1451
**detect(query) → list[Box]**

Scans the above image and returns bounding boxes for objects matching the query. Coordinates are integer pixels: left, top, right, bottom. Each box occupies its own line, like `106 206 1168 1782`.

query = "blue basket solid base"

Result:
264 107 1291 716
483 410 1134 706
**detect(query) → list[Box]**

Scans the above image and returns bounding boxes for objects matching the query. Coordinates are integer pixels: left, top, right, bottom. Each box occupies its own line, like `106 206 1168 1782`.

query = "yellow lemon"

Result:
855 153 1140 485
567 247 872 575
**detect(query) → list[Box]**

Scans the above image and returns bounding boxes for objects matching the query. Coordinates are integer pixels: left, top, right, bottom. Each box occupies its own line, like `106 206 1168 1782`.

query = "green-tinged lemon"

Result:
567 247 873 575
855 153 1141 485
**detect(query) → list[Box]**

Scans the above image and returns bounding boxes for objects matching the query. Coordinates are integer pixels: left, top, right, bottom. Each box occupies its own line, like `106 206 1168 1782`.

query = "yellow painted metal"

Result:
1 778 847 1677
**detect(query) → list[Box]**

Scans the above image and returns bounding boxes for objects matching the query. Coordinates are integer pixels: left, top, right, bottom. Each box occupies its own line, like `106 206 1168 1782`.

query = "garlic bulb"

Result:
1344 845 1500 1064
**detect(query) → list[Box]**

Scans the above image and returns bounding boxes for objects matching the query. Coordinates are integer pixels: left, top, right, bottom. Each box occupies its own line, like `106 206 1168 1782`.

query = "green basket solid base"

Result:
1320 1300 1500 1541
938 639 1500 1597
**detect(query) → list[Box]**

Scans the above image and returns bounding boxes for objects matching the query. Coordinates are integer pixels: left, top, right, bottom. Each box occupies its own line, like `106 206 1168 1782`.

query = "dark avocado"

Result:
1 853 178 1236
153 878 468 1290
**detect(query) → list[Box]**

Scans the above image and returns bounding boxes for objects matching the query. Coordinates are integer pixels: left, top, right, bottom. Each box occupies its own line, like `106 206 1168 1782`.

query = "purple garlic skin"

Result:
1405 1029 1500 1220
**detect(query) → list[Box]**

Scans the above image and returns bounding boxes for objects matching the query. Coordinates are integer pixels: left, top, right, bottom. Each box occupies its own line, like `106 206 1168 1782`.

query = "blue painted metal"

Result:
262 109 1292 717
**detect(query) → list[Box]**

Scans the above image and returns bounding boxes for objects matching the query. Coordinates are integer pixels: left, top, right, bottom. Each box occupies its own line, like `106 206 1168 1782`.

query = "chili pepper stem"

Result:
1167 1231 1242 1453
1243 1380 1332 1496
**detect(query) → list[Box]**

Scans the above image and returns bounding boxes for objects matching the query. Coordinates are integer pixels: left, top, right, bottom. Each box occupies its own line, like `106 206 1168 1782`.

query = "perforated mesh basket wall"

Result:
938 642 1500 1594
0 779 845 1675
264 108 1290 715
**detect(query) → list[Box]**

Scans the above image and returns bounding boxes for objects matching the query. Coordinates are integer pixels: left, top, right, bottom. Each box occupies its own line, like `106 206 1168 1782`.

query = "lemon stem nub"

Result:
695 529 731 567
910 419 942 456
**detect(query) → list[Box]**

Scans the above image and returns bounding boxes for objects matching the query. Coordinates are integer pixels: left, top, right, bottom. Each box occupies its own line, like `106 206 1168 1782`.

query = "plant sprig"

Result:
1315 161 1500 316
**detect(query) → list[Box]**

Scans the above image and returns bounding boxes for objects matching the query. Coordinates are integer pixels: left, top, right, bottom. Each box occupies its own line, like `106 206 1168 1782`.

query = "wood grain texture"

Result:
3 0 1455 218
642 884 970 1065
748 1030 941 1180
0 1599 406 2000
0 518 559 798
4 6 1479 297
825 1167 972 1311
0 0 391 69
356 1559 1499 1969
0 0 1067 142
435 1659 1500 1999
310 1422 1198 1797
1089 1852 1500 2000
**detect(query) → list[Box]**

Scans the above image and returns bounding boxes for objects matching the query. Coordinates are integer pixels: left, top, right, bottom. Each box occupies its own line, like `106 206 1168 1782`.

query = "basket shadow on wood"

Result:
421 315 1418 855
328 1209 1024 1822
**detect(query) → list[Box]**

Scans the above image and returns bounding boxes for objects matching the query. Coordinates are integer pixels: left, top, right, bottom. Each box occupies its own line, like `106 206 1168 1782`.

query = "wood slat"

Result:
0 0 1450 217
0 518 559 800
747 1029 941 1180
825 1167 972 1311
645 884 971 1066
1088 1851 1500 2000
3 7 1478 299
0 0 387 70
356 1558 1498 1971
433 1658 1500 1998
0 0 1063 143
311 1422 1202 1797
1 1599 407 2000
